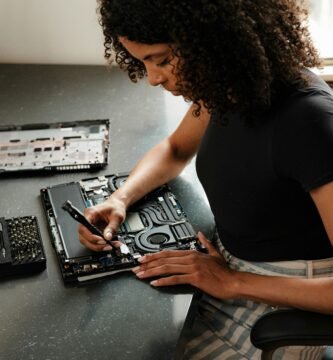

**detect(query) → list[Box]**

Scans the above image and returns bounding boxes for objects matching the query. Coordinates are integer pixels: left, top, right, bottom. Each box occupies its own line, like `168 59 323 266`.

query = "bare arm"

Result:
109 102 210 207
134 182 333 314
79 103 210 250
235 267 333 314
231 182 333 313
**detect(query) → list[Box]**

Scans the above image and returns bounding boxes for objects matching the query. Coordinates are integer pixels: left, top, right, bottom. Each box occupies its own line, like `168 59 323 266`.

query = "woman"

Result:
79 1 333 358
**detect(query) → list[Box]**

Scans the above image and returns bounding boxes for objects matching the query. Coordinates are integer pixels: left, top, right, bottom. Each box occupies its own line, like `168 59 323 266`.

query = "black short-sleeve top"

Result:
196 70 333 261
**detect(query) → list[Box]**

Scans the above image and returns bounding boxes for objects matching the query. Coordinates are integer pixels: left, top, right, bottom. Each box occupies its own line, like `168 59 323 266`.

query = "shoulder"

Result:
272 71 333 190
274 70 333 134
168 102 211 160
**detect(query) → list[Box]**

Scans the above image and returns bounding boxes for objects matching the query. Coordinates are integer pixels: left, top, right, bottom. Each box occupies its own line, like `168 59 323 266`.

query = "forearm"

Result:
109 138 189 208
109 102 209 209
235 271 333 314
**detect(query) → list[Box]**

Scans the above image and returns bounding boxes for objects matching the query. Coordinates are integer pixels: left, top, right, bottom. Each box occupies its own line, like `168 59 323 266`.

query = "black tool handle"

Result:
62 200 104 238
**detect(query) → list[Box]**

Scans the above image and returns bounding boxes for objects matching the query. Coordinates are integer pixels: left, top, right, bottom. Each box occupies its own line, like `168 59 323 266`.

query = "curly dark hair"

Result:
98 0 320 121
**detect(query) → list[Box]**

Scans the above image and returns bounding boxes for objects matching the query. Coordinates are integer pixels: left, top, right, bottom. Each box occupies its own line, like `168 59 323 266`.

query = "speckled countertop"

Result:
0 64 215 360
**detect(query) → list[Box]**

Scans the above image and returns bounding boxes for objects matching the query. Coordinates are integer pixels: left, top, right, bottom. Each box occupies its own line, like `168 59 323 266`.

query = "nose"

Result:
146 67 165 87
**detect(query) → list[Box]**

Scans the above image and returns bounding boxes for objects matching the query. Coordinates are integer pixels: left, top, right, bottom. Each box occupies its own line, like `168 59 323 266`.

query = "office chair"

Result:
250 309 333 360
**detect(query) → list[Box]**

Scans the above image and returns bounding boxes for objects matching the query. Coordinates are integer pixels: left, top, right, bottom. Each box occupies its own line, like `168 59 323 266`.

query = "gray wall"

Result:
0 0 105 65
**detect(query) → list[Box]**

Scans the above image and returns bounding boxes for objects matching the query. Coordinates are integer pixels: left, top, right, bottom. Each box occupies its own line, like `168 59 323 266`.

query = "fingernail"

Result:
136 271 144 278
150 280 158 286
104 231 112 241
102 245 112 251
138 256 146 263
132 266 140 273
97 240 107 245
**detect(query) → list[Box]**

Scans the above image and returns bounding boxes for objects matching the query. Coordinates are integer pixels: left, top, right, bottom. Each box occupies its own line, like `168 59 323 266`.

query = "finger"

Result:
197 231 220 256
109 240 124 248
78 224 105 243
78 224 110 252
82 237 123 252
133 252 201 274
80 237 109 252
150 274 195 287
83 207 100 224
103 227 113 241
138 249 195 263
104 215 124 240
135 264 193 279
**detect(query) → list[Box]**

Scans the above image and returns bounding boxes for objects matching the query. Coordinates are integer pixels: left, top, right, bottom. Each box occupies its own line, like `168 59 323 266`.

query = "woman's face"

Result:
119 37 182 96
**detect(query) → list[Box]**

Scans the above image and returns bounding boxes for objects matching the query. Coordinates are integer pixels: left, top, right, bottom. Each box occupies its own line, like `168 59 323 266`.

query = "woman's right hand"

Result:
78 195 127 252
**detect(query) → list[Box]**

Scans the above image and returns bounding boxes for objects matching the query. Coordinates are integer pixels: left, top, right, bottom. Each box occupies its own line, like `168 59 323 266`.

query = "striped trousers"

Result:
182 237 333 360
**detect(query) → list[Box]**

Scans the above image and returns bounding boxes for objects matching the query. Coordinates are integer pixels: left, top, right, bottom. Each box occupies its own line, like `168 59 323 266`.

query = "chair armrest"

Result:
250 309 333 352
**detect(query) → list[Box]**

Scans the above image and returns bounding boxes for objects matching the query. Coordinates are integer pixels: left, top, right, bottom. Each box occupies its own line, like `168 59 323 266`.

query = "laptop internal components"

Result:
41 173 200 284
0 119 109 173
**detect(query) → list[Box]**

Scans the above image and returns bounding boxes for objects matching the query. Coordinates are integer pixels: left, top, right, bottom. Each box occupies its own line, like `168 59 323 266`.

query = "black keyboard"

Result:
0 216 46 277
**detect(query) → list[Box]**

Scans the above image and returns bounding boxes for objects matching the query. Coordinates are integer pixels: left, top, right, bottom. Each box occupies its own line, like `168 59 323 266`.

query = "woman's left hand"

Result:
132 232 239 300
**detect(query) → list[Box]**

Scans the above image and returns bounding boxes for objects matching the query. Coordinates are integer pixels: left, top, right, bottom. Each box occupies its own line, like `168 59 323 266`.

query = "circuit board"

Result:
41 174 200 284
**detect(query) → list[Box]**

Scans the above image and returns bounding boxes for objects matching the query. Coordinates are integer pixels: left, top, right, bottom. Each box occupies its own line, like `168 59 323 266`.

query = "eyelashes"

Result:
157 58 171 67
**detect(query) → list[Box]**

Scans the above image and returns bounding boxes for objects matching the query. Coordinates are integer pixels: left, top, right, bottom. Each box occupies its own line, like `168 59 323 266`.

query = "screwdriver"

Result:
62 200 104 238
62 200 129 255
